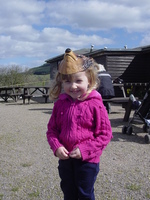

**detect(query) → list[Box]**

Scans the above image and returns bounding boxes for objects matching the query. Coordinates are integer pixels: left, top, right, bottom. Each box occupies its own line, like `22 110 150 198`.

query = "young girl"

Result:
46 48 112 200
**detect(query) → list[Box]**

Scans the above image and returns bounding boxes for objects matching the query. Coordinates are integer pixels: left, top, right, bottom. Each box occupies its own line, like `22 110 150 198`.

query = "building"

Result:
45 45 150 83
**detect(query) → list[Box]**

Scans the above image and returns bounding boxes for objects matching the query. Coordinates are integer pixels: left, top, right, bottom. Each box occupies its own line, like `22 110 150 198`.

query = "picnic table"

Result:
0 86 50 104
0 87 22 102
0 83 148 122
103 82 149 121
21 86 50 104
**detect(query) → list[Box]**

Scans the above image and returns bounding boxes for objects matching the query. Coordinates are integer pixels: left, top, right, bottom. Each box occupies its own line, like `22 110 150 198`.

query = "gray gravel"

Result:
0 100 150 200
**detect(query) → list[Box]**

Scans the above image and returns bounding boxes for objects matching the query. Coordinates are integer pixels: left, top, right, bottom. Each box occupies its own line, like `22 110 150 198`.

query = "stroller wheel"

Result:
126 126 133 135
122 126 127 134
143 124 147 132
145 134 150 144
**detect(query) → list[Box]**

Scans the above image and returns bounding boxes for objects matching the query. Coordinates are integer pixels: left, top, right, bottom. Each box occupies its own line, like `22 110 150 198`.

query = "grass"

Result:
11 187 19 192
21 163 32 167
126 197 134 200
0 194 3 200
28 190 40 198
126 183 141 191
146 193 150 199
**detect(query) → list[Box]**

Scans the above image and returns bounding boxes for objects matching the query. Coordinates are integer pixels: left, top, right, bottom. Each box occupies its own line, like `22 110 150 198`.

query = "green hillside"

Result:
28 63 50 75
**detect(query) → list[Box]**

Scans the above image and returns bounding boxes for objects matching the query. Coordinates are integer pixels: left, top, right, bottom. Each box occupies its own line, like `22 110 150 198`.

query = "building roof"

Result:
45 48 98 63
45 45 150 64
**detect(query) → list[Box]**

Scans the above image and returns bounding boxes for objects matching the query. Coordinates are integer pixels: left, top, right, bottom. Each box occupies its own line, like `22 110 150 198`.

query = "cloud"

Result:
140 33 150 46
46 0 150 32
0 0 45 27
0 0 150 68
40 27 113 49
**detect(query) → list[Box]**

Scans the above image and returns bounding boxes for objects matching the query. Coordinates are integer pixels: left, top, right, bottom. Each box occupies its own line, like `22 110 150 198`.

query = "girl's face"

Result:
62 71 89 100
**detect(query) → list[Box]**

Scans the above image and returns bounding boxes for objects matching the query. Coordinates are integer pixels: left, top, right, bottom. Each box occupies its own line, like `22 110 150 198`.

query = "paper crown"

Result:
58 48 94 74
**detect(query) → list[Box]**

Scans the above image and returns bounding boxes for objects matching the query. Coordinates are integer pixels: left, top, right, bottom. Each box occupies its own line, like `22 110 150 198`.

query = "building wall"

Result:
94 56 106 69
106 55 135 80
94 54 135 81
120 52 150 83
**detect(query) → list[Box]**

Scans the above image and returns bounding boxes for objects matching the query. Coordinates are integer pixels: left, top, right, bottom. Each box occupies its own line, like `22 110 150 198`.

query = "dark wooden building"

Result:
45 45 150 83
119 46 150 83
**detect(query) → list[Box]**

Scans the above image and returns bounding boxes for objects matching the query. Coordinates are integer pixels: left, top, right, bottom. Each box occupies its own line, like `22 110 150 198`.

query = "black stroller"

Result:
122 83 150 143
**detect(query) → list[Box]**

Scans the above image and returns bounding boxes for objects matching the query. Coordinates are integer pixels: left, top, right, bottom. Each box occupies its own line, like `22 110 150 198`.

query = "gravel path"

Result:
0 100 150 200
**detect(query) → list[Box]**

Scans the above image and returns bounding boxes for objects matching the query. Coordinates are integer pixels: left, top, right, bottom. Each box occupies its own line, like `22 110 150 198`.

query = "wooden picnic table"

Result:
103 82 149 121
21 86 50 104
0 87 22 102
0 86 50 104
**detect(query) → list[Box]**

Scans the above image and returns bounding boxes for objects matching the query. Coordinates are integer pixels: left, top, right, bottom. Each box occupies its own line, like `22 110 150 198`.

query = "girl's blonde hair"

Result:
49 62 99 100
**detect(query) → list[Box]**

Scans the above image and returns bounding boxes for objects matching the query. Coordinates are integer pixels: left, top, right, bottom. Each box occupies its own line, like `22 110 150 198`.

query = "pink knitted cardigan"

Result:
47 90 112 163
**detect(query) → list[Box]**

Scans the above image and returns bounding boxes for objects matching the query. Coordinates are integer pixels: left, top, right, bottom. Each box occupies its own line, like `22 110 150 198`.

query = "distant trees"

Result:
0 65 30 87
0 65 50 87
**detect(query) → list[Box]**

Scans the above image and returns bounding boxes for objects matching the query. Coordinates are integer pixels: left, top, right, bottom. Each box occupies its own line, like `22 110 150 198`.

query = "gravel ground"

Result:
0 100 150 200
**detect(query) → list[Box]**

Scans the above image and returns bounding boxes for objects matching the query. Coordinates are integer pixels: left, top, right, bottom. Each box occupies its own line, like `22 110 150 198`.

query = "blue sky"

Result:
0 0 150 69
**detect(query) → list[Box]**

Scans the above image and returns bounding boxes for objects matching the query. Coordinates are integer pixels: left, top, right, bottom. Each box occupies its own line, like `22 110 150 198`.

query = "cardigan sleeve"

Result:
77 102 112 162
46 104 63 155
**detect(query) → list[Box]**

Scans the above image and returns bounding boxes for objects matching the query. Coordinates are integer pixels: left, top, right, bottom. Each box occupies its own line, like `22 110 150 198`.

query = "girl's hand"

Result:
56 146 69 160
69 147 82 159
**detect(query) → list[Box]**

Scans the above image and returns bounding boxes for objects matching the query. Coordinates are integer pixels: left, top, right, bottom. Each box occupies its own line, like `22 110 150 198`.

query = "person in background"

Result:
97 64 115 113
46 48 112 200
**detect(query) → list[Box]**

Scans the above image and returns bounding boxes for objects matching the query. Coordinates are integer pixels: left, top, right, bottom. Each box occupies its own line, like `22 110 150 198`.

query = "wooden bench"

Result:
42 94 50 103
103 97 131 121
10 93 22 102
0 86 50 104
0 94 11 102
21 94 33 104
103 82 149 121
102 83 132 121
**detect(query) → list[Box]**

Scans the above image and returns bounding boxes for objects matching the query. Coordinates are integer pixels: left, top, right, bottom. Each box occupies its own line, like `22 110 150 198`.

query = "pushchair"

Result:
122 83 150 144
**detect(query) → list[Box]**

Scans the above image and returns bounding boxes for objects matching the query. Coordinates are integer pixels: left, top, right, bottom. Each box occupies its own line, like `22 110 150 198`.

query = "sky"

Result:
0 0 150 69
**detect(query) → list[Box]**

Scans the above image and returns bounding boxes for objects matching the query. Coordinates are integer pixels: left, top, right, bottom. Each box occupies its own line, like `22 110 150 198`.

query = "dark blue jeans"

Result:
58 158 99 200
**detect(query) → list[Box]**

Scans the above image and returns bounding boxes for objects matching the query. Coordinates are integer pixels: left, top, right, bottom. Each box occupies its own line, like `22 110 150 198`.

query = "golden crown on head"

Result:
58 48 94 75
